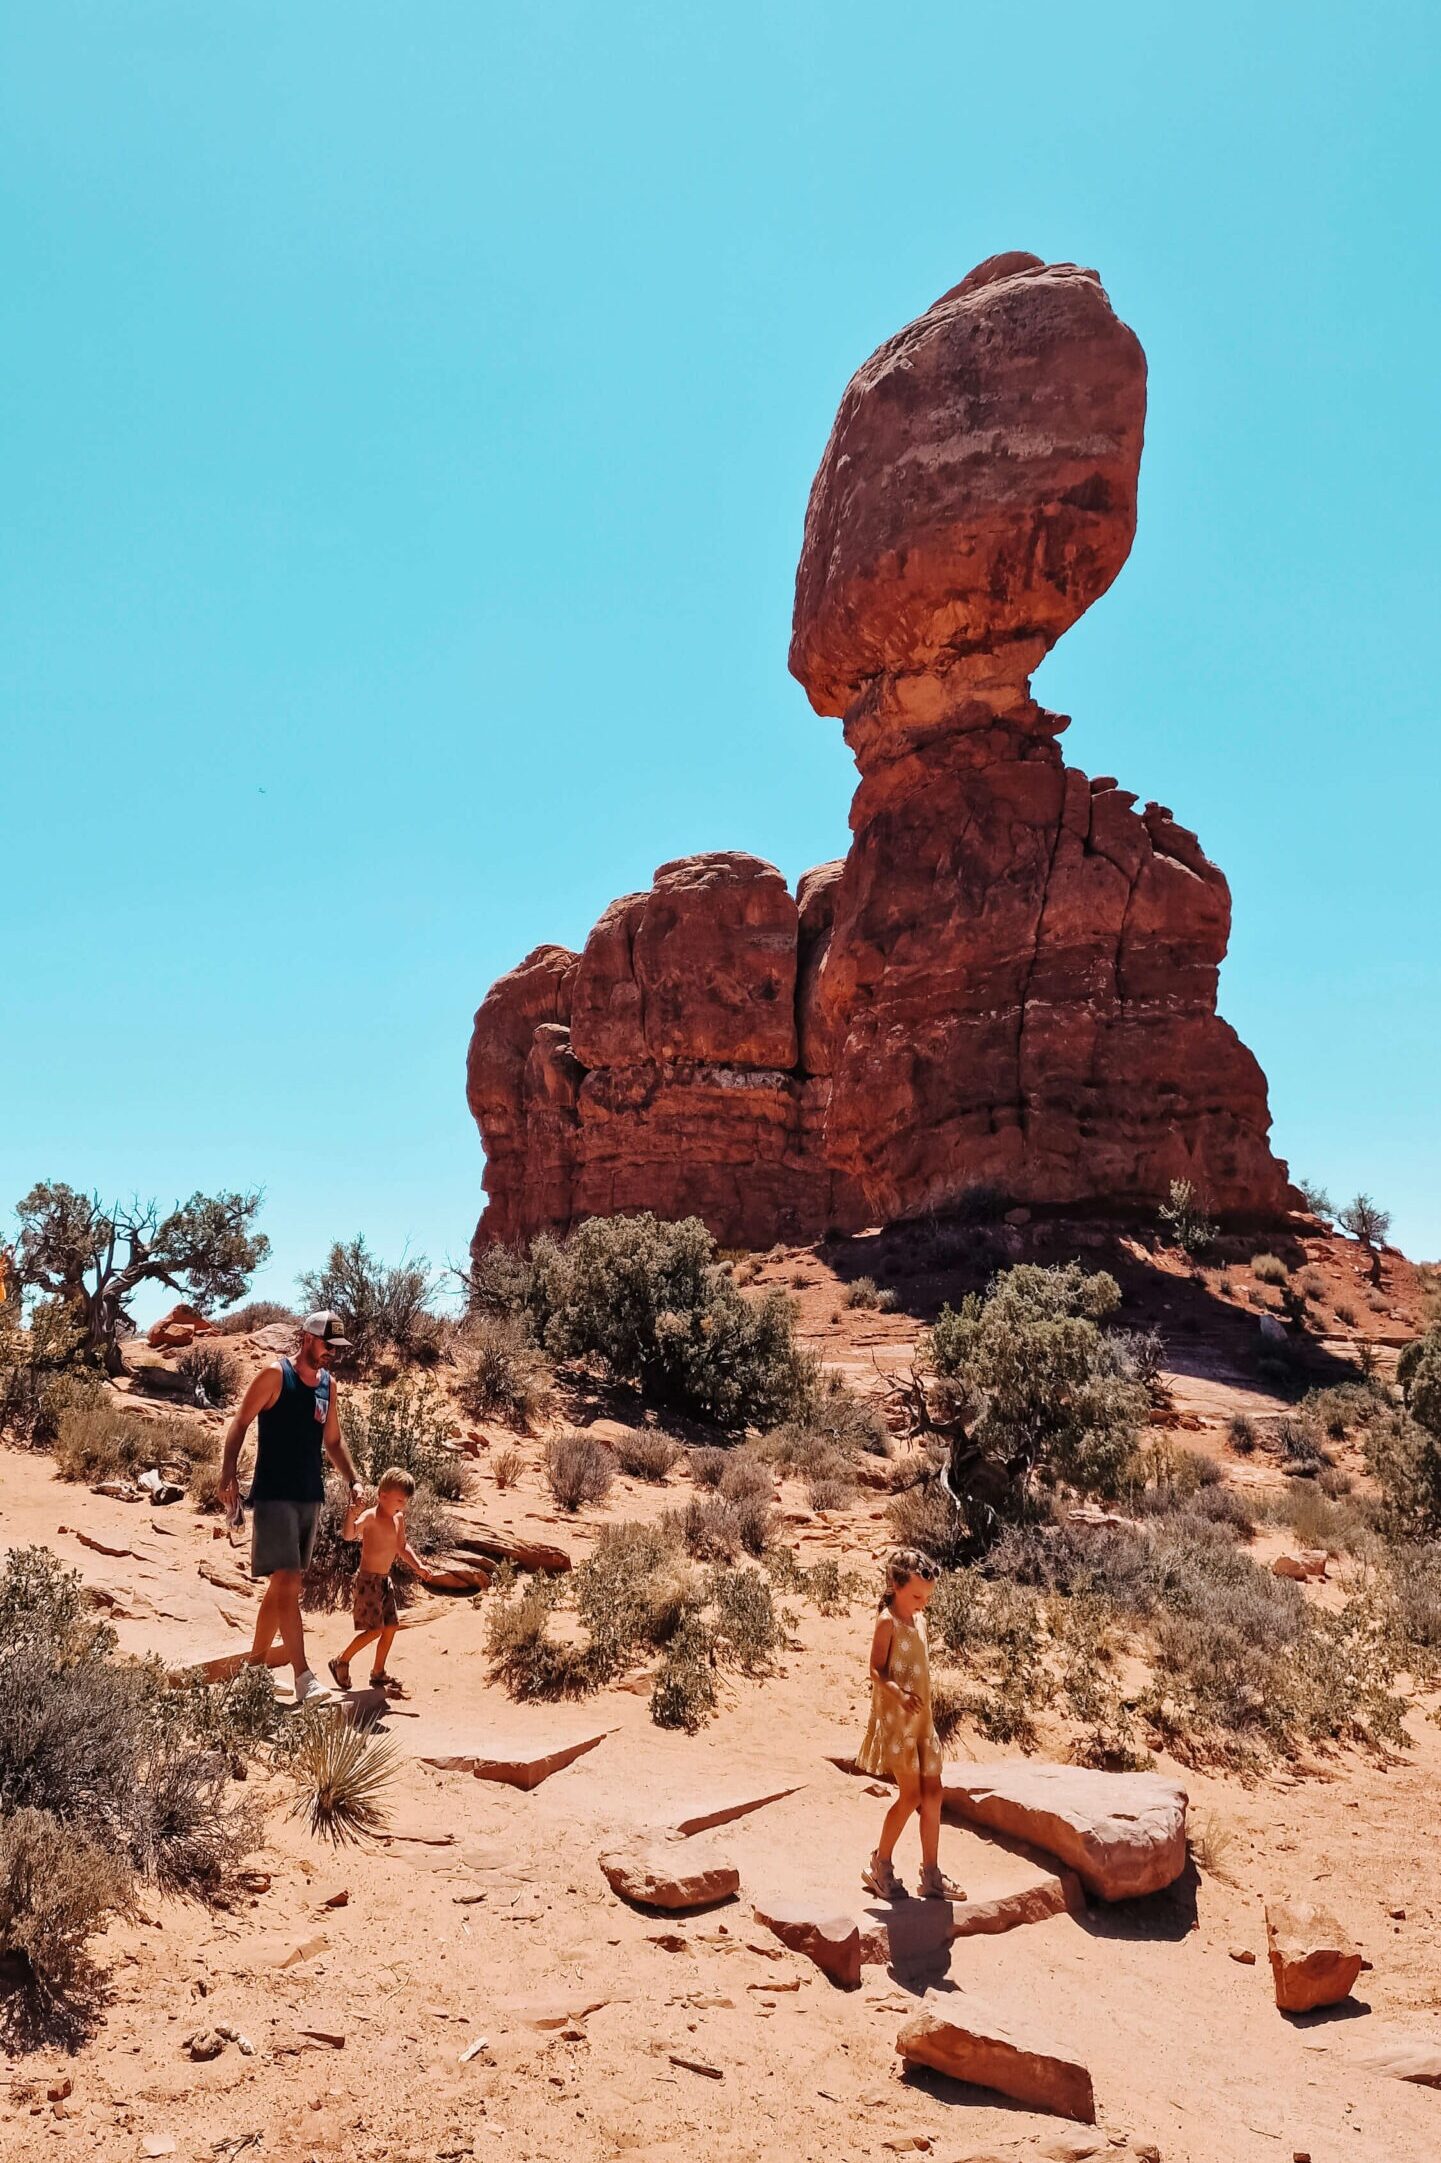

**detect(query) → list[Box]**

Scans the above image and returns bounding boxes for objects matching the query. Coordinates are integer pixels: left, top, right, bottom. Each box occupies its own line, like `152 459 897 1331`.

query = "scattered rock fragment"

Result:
1272 1551 1328 1582
183 2029 225 2060
423 1730 612 1789
752 1900 861 1989
1229 1946 1256 1965
671 1786 803 1837
1265 1898 1362 2011
599 1839 739 1911
942 1762 1187 1900
896 2005 1096 2123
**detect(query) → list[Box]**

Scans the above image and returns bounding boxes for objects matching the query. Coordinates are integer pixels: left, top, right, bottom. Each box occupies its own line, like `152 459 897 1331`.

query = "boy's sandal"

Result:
861 1853 906 1901
918 1865 964 1901
327 1658 351 1691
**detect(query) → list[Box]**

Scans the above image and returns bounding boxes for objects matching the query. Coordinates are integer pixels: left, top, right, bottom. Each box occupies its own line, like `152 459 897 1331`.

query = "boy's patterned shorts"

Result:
353 1570 398 1630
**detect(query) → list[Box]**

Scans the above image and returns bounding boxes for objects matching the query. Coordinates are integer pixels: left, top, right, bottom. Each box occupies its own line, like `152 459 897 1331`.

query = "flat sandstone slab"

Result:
423 1730 612 1790
896 2005 1096 2123
942 1761 1187 1900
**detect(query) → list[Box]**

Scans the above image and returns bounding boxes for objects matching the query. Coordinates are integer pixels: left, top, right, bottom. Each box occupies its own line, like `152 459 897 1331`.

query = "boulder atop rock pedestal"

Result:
1265 1897 1362 2012
789 254 1145 720
896 2004 1096 2123
942 1762 1188 1901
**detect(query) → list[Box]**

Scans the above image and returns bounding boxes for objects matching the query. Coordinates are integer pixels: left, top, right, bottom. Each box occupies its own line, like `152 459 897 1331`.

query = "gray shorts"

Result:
250 1498 322 1578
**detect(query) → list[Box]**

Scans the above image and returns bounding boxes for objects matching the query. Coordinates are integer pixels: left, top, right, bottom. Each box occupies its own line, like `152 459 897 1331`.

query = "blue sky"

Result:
2 1 1437 1313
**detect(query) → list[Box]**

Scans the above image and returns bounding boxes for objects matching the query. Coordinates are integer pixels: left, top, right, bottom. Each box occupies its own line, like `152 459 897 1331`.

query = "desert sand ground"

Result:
3 1224 1438 2163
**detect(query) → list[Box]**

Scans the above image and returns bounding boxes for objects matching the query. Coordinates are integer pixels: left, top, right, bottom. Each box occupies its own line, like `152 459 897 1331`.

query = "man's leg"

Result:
248 1574 284 1666
267 1568 310 1689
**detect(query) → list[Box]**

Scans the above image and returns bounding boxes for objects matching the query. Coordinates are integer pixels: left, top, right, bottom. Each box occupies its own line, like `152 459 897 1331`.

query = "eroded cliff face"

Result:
467 252 1292 1254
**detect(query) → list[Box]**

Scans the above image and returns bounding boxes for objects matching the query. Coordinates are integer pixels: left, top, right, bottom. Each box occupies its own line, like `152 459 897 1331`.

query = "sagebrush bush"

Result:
175 1341 239 1408
806 1473 854 1513
650 1615 719 1732
544 1431 615 1512
615 1429 682 1481
297 1236 441 1365
1158 1179 1216 1255
0 1807 129 2012
455 1312 552 1432
707 1566 782 1673
1251 1253 1288 1285
341 1380 468 1502
538 1214 811 1432
844 1277 881 1310
1365 1407 1441 1537
886 1481 971 1570
1227 1411 1257 1453
718 1453 773 1504
1272 1411 1328 1475
485 1581 595 1700
573 1522 698 1670
1334 1300 1359 1327
689 1446 729 1488
763 1371 889 1463
664 1490 772 1561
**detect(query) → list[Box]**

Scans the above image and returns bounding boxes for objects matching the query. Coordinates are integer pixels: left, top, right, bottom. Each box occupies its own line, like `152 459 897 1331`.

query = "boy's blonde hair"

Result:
377 1465 417 1498
880 1545 939 1610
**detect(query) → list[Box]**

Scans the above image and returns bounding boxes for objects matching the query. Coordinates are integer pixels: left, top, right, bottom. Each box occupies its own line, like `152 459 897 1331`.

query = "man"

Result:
218 1309 364 1705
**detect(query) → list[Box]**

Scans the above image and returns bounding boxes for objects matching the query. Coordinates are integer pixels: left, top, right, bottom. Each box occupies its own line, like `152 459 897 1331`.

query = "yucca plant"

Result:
286 1711 400 1846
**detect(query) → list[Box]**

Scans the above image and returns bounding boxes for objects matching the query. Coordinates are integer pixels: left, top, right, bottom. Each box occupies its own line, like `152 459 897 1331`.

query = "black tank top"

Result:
250 1357 331 1503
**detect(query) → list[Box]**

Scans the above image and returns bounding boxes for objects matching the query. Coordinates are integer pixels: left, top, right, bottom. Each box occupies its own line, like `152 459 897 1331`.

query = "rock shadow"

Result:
1070 1854 1200 1944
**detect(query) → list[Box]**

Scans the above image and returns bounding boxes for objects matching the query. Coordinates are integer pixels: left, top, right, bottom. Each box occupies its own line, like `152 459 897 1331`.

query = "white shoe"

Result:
294 1669 336 1706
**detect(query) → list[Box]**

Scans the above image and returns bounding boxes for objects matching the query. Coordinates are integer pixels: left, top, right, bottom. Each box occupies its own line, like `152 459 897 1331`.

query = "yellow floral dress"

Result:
856 1610 942 1781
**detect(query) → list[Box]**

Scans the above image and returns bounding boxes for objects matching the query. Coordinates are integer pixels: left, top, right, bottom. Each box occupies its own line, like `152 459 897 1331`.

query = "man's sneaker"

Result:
294 1669 336 1706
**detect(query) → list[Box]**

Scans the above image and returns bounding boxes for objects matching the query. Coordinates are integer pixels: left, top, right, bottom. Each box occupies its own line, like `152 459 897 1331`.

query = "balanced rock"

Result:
896 2004 1096 2123
598 1839 738 1912
468 254 1292 1255
942 1762 1188 1901
752 1899 861 1989
1265 1898 1362 2012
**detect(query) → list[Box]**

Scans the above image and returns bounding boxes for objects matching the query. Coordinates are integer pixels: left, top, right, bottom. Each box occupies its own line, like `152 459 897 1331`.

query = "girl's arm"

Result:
868 1613 919 1709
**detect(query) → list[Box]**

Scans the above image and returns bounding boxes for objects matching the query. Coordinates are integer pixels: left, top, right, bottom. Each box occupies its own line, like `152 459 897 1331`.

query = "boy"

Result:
328 1467 436 1695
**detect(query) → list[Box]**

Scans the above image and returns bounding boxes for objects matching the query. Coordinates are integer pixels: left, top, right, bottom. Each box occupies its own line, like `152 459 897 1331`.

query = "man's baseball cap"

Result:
302 1310 353 1350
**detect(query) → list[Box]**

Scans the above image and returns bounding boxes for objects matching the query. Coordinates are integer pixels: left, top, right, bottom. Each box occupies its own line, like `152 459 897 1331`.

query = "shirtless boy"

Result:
329 1467 436 1694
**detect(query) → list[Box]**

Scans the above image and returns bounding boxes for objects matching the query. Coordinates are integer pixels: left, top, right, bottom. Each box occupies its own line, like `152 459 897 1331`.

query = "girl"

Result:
857 1546 963 1901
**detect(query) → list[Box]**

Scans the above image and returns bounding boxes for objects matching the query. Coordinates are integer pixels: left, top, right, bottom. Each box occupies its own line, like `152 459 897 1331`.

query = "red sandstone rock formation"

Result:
467 252 1292 1253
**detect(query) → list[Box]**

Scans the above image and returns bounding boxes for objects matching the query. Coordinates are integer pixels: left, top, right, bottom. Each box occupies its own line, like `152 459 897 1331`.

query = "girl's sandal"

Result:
861 1852 906 1901
918 1864 964 1901
370 1673 407 1698
327 1658 351 1691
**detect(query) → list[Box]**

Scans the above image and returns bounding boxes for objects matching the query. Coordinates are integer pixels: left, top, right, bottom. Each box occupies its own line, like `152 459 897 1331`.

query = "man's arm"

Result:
218 1364 284 1514
321 1381 362 1496
341 1492 369 1542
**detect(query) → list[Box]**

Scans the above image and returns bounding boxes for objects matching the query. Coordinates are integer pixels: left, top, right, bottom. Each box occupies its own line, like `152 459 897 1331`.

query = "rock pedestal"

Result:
468 254 1292 1253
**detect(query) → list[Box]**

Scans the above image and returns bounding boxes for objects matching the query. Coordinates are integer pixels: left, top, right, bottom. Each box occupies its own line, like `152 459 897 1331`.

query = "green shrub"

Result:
0 1298 91 1444
175 1341 239 1409
297 1236 441 1366
544 1431 615 1512
926 1263 1147 1539
1398 1330 1441 1439
572 1522 697 1670
1251 1253 1288 1286
1365 1407 1441 1537
763 1372 889 1462
615 1429 682 1481
341 1380 468 1503
455 1311 552 1432
706 1566 782 1673
484 1580 596 1700
1158 1179 1216 1256
539 1214 811 1432
663 1492 770 1563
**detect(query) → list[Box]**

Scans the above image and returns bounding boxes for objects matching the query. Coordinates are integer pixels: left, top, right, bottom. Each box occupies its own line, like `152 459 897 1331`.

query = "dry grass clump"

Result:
175 1341 239 1408
285 1711 400 1845
491 1444 524 1491
1227 1411 1257 1453
844 1276 882 1309
614 1429 682 1481
664 1490 773 1561
455 1312 552 1432
544 1431 615 1512
688 1445 730 1488
718 1453 773 1504
806 1473 855 1513
214 1300 297 1335
1251 1253 1288 1285
886 1480 970 1570
52 1399 216 1490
